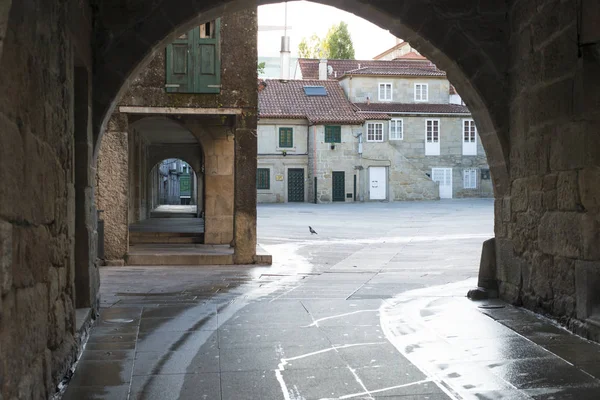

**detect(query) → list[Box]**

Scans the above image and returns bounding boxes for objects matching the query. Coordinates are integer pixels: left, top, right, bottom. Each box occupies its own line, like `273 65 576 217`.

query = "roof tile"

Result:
298 58 443 80
259 79 365 124
354 102 470 114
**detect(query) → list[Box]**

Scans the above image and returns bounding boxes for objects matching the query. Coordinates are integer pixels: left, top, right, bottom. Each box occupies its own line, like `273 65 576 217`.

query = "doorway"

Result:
432 168 453 199
287 168 305 202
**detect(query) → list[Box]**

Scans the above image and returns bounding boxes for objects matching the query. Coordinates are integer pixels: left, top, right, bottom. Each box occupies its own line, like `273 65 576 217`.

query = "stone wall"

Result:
96 116 129 261
341 76 450 104
385 116 493 198
258 119 310 203
0 0 96 398
494 0 600 338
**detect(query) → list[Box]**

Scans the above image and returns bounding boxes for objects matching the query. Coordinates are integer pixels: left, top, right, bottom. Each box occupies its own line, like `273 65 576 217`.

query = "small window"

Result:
390 119 403 140
279 127 293 148
464 168 478 189
463 119 477 155
367 122 384 142
257 168 270 190
200 21 215 38
325 126 341 143
426 120 439 143
304 86 327 96
415 83 429 101
463 120 476 143
378 83 392 101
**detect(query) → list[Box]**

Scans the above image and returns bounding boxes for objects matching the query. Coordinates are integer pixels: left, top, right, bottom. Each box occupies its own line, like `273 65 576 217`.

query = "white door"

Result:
369 167 387 200
432 168 453 199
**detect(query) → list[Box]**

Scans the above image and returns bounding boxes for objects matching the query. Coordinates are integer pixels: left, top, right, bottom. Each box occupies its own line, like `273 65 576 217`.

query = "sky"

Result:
257 1 398 59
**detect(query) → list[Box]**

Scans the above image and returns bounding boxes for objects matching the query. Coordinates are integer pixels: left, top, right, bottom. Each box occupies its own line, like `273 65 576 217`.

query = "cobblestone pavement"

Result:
62 200 600 399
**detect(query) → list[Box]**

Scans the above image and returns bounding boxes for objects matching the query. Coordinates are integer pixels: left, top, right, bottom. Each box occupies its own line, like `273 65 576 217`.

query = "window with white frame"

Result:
415 83 429 101
367 122 384 142
389 119 403 140
425 119 440 155
464 168 478 189
462 119 477 155
378 83 392 101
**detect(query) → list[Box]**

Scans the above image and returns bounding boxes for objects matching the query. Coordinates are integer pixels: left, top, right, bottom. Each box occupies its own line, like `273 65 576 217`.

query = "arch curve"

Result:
93 0 510 195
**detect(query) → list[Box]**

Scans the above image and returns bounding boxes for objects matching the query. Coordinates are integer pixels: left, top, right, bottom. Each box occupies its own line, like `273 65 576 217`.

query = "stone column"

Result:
74 66 99 308
233 117 257 264
203 137 234 244
96 114 129 263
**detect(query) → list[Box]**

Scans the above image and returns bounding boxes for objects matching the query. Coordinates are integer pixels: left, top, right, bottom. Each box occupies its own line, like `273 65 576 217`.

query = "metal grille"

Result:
332 171 345 202
288 169 304 202
257 168 270 189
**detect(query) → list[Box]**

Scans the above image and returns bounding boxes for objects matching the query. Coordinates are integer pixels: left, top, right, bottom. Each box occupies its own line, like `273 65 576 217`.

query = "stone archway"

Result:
92 0 510 197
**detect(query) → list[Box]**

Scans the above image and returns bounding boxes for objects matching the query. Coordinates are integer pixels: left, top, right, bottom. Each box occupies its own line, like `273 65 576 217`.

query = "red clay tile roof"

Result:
258 79 365 125
341 66 446 77
298 58 441 80
359 112 391 120
354 102 471 114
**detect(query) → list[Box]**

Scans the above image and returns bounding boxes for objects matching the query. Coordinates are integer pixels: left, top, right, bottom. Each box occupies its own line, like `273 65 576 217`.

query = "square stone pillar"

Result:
233 123 257 264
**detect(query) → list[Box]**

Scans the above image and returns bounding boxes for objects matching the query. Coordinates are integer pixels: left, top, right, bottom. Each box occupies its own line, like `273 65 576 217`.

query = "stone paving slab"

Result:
61 201 600 400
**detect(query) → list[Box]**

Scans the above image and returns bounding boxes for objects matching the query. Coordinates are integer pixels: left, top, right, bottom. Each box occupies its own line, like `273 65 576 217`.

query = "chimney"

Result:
319 59 328 80
280 36 291 79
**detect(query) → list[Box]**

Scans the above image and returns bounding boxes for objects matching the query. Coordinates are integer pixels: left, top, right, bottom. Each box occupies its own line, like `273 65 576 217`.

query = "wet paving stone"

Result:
133 348 220 375
135 330 218 353
129 372 221 400
217 326 330 349
138 314 218 332
487 357 599 389
80 350 136 362
220 370 286 400
60 385 130 400
68 360 133 387
63 202 600 399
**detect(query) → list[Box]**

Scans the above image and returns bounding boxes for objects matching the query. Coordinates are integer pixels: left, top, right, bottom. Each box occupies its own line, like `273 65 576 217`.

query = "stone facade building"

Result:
258 57 493 203
2 1 600 398
96 11 257 263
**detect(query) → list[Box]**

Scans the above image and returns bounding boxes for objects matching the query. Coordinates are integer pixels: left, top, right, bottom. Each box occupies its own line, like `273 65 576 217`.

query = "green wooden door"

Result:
332 171 345 202
166 19 221 94
288 169 304 202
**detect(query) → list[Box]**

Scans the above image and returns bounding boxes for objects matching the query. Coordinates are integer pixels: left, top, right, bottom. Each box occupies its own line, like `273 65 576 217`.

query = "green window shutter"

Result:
165 31 193 93
195 19 221 93
279 128 293 148
257 168 270 189
165 19 221 94
325 126 341 143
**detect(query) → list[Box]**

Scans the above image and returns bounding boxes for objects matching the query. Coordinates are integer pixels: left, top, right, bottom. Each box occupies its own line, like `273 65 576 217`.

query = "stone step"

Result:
125 244 272 266
149 212 197 218
129 231 204 245
126 244 233 266
125 252 233 265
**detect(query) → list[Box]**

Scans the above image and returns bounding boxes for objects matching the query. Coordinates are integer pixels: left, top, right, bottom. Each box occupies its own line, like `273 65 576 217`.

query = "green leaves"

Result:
298 22 355 60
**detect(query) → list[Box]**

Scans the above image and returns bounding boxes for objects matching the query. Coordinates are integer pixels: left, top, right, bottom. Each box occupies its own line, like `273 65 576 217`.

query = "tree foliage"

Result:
298 22 355 60
325 22 355 59
257 61 266 75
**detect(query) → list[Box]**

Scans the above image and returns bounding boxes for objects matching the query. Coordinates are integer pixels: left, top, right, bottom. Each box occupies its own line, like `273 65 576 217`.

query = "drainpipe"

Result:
313 125 318 203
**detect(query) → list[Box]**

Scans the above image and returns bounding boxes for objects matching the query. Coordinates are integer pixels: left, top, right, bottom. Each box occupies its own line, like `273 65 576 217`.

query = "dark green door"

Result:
332 171 345 202
288 169 304 202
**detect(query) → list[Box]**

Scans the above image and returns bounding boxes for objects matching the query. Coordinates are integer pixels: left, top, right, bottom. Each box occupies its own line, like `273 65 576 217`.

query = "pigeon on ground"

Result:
309 226 318 235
